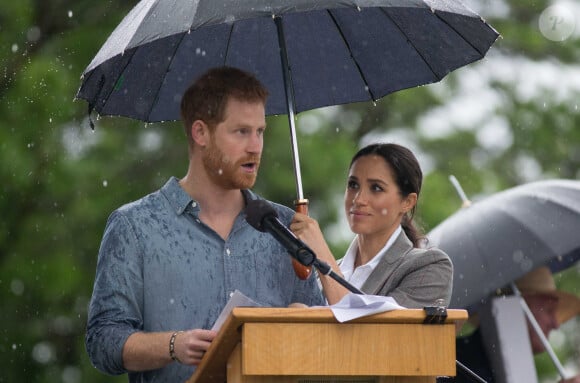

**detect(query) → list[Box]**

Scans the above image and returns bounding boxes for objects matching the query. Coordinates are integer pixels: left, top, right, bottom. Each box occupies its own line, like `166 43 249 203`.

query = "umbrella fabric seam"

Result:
146 32 190 122
100 50 138 120
498 196 578 255
326 9 376 102
223 23 235 68
430 10 491 57
377 6 441 82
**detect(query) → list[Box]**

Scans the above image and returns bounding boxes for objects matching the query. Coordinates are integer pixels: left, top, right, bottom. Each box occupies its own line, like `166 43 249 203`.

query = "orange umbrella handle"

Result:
292 199 313 280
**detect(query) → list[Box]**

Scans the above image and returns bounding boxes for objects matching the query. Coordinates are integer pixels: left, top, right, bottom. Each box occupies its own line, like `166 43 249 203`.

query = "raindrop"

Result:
11 44 18 53
102 180 108 187
10 279 24 296
12 344 17 351
49 117 52 123
67 10 73 18
62 366 81 383
512 249 524 263
380 208 388 215
27 27 41 42
218 169 223 175
169 298 175 305
32 342 55 364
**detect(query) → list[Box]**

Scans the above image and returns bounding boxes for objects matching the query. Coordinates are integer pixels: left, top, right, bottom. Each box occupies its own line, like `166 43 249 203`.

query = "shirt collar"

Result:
160 176 258 215
340 225 403 275
160 177 194 215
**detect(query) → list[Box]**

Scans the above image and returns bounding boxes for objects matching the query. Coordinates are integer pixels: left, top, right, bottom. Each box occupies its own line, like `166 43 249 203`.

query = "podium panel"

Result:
241 322 455 376
228 344 436 383
188 308 467 383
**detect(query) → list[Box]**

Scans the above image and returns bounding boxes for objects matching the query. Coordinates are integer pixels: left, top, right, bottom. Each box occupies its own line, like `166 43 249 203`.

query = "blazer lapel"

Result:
361 231 414 295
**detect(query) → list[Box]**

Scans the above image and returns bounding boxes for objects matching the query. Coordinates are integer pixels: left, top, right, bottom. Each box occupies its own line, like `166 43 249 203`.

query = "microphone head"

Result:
245 199 279 232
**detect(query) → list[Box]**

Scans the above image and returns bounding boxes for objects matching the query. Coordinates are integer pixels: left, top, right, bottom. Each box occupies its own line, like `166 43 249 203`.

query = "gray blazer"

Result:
346 230 453 309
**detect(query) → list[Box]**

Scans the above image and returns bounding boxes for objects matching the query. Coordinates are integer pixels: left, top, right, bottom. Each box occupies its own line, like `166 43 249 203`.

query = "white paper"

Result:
327 293 405 323
211 290 261 331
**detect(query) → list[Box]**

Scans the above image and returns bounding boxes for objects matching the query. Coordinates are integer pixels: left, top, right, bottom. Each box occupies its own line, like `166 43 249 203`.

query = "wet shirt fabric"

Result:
86 177 324 383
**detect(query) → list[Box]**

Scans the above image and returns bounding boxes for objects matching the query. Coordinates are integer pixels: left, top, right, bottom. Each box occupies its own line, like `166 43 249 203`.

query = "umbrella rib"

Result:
378 7 442 82
326 9 376 102
146 32 189 122
98 49 139 119
429 9 490 57
222 23 236 67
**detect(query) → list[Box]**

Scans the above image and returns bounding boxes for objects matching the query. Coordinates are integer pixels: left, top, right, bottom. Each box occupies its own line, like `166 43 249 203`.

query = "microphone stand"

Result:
311 258 364 295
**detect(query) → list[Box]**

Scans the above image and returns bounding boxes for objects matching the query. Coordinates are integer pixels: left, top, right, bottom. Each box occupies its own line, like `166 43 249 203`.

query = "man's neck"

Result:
179 163 246 240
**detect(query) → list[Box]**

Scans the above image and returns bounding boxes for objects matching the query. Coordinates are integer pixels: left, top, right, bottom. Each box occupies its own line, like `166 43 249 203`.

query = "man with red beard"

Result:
86 67 324 383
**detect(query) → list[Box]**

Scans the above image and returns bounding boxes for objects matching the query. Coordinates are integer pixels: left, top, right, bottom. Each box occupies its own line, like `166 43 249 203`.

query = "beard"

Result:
202 139 260 190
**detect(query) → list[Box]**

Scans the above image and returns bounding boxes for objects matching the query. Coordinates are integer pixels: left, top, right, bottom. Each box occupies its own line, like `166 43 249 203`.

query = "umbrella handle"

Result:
292 199 313 280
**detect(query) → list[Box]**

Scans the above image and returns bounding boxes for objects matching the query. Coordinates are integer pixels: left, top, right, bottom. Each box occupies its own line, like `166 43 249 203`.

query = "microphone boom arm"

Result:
311 258 363 295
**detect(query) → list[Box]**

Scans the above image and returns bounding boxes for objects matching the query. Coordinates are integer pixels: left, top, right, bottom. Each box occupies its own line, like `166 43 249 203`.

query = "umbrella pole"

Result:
449 175 472 208
275 16 312 279
275 16 306 205
510 283 567 379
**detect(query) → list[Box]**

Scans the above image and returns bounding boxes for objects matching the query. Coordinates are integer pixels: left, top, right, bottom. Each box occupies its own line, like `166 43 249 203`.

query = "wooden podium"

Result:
187 307 467 383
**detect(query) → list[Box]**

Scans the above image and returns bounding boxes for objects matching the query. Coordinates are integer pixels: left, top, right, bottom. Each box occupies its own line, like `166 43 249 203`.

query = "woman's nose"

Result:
352 190 366 205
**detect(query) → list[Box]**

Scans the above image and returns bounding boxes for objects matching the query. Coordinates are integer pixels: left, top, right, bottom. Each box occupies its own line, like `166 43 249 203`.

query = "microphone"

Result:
245 199 316 267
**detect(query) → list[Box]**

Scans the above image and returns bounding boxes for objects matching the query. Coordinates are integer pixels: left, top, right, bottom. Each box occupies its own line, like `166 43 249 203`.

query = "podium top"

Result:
188 307 468 383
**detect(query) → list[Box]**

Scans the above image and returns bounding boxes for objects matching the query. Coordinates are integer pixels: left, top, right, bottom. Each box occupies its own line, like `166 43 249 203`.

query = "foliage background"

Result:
0 0 578 382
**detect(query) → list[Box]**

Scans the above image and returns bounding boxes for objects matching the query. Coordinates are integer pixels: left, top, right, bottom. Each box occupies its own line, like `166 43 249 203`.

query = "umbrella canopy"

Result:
76 0 499 122
427 179 580 310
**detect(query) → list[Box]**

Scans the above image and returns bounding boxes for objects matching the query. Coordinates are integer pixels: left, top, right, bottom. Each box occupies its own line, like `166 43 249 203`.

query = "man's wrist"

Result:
169 331 184 363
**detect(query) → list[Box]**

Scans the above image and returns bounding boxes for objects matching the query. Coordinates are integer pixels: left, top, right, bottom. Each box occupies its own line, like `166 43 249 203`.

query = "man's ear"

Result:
190 120 209 147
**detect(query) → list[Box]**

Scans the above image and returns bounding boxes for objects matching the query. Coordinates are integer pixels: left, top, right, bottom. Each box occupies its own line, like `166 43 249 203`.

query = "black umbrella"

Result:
76 0 499 204
428 178 580 310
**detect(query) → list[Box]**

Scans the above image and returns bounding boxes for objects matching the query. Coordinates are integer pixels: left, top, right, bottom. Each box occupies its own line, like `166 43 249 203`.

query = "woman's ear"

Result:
190 120 209 147
403 192 418 212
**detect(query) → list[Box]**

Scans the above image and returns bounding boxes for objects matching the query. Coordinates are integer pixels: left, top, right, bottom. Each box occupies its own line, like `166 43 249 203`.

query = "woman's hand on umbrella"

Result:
290 213 335 266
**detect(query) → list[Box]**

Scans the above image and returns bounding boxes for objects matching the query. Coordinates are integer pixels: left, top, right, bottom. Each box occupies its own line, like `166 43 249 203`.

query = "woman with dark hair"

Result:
291 142 453 308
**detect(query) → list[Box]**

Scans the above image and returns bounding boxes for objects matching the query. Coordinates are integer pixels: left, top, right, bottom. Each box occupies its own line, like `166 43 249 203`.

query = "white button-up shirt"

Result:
339 226 403 290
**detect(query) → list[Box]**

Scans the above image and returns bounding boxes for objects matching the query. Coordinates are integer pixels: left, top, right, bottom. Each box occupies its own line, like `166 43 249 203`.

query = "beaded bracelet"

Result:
169 331 184 363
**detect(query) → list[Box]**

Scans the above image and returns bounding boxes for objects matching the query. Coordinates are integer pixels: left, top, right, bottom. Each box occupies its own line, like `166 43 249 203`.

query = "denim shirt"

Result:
86 177 324 383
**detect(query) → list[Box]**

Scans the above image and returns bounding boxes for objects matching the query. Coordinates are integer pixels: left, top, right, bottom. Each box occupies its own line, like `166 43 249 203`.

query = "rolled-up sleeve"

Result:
86 211 144 375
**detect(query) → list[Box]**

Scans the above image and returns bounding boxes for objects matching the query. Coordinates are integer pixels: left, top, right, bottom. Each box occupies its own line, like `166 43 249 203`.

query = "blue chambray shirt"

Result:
86 177 324 383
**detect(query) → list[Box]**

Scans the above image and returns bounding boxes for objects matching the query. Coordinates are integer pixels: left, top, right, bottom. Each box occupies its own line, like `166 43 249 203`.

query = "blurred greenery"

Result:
0 0 579 382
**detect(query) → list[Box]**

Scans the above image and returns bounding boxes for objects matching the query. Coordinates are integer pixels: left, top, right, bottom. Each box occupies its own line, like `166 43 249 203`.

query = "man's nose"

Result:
248 132 263 153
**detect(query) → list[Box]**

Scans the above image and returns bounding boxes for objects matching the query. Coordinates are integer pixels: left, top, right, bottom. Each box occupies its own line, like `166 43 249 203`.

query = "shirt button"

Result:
229 291 234 297
195 218 200 223
192 202 197 208
226 248 231 256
